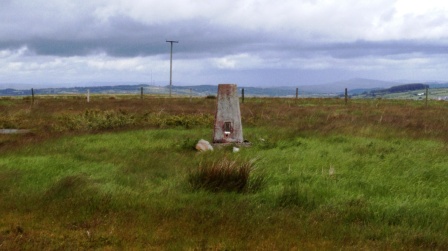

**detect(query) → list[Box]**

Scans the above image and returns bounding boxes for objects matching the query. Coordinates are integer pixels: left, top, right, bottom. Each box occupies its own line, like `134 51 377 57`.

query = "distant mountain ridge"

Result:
296 78 400 94
1 78 447 97
360 83 429 97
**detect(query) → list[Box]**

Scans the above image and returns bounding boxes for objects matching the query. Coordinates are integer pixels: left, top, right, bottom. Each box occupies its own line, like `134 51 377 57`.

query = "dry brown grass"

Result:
0 96 216 151
2 96 448 153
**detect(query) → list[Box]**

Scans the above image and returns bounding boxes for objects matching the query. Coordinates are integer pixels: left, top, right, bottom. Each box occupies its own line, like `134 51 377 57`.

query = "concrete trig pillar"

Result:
213 84 244 143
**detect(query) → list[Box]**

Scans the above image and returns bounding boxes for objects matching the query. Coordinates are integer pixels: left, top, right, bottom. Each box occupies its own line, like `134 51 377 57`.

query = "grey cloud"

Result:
317 40 448 59
2 1 447 62
275 40 448 60
2 1 448 86
3 15 448 65
0 15 270 58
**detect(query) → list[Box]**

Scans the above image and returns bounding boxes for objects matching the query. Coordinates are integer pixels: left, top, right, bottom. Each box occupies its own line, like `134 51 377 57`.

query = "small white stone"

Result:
233 147 240 153
195 139 213 152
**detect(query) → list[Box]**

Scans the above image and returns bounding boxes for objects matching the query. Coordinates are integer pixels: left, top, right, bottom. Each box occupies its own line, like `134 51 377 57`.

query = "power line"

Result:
166 40 179 97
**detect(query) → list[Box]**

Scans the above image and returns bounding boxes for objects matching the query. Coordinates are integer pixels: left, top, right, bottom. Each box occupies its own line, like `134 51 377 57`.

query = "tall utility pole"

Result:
166 40 179 97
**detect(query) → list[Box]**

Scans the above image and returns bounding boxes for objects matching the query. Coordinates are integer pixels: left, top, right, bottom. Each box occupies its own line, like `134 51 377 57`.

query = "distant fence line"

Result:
1 87 443 105
3 86 337 98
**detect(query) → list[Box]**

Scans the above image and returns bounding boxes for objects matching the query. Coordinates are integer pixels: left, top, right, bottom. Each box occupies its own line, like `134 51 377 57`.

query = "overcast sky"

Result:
1 0 448 87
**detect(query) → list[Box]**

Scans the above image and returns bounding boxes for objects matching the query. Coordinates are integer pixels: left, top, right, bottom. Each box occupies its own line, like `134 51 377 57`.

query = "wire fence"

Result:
1 86 447 103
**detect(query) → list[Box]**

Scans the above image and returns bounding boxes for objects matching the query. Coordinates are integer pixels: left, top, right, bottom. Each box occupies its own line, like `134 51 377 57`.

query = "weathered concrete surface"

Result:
213 84 244 143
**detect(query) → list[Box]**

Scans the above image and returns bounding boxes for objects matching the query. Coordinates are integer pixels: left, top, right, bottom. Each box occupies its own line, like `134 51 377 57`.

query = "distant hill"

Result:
296 78 399 94
428 83 448 88
387 83 429 93
364 83 429 97
0 84 159 96
1 79 447 97
0 84 214 97
0 84 318 97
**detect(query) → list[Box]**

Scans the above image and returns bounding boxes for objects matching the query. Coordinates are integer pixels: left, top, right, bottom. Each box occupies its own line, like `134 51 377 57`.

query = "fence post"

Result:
141 87 143 100
31 88 35 104
345 88 348 105
296 88 298 99
87 89 90 103
425 87 429 107
242 88 245 103
190 88 192 102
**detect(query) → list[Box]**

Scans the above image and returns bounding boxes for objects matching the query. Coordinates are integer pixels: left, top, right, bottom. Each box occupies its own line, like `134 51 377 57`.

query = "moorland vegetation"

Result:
1 95 447 249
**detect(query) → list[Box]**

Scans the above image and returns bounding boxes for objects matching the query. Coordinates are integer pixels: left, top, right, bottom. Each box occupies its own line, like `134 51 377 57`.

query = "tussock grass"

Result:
188 156 263 193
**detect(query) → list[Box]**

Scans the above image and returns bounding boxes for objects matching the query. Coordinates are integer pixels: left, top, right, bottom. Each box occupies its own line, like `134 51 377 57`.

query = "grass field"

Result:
353 88 448 100
1 95 448 250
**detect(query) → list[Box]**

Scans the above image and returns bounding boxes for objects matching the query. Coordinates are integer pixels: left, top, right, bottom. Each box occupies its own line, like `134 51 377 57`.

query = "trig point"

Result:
213 84 244 144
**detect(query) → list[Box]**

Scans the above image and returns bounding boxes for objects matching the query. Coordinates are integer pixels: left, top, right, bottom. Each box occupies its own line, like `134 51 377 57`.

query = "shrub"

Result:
188 156 263 193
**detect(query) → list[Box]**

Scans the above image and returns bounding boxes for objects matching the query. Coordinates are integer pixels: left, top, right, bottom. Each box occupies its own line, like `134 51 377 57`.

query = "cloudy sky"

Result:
1 0 448 87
